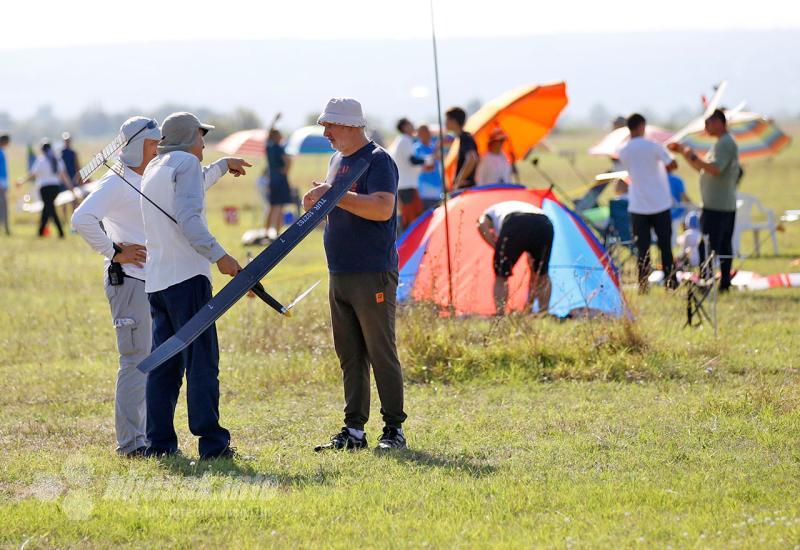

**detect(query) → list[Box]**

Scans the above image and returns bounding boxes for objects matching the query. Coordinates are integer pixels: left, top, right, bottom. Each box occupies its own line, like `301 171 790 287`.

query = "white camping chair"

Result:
733 192 779 257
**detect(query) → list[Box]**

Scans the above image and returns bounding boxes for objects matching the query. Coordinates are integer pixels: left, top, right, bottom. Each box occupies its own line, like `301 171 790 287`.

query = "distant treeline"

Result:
0 105 262 143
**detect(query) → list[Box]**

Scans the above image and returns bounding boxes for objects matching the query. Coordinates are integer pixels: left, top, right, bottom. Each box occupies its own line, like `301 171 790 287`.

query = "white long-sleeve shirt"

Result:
141 152 228 293
71 165 147 280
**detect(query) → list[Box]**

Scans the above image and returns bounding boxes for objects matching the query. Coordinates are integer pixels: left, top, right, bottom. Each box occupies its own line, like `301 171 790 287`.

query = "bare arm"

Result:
267 112 281 134
685 152 719 175
303 182 395 222
16 173 35 185
454 151 479 188
668 144 719 175
477 215 496 247
338 190 394 221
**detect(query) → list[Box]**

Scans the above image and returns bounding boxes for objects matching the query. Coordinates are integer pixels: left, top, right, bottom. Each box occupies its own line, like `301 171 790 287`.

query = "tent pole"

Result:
430 0 454 313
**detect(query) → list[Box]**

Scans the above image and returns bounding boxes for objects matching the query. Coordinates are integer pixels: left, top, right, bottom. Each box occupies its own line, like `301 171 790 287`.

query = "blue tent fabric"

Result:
397 184 627 318
541 198 626 317
285 126 335 155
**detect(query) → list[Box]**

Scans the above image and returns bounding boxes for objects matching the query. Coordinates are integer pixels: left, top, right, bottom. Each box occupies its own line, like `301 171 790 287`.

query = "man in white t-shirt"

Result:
617 113 678 291
477 200 554 315
388 118 423 230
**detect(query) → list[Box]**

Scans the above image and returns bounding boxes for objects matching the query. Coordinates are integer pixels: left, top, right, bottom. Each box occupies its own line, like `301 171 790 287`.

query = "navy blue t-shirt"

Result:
324 141 399 273
266 141 288 185
61 148 78 179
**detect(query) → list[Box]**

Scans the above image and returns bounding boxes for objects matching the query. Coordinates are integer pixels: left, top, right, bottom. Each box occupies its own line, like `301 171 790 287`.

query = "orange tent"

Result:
445 81 568 186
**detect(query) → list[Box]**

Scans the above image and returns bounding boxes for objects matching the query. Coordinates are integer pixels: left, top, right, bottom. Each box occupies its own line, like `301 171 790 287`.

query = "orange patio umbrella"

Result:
444 81 568 186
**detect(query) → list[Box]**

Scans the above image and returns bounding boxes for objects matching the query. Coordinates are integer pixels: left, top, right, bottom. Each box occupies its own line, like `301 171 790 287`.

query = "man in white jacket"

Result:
72 116 162 457
141 112 250 460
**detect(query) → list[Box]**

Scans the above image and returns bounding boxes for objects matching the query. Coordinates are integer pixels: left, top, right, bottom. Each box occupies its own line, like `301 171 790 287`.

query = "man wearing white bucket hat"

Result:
72 116 162 457
304 98 408 452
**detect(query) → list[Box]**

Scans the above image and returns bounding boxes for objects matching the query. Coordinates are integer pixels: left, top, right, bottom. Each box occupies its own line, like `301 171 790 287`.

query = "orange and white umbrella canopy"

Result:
445 81 568 185
588 125 675 159
215 129 267 157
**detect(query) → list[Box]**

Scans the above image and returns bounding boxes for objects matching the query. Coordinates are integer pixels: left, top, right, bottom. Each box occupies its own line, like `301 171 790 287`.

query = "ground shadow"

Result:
373 447 497 478
735 293 800 305
149 454 340 489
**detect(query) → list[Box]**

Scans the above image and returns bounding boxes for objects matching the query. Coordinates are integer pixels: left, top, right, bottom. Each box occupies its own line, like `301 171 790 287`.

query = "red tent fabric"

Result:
398 185 626 317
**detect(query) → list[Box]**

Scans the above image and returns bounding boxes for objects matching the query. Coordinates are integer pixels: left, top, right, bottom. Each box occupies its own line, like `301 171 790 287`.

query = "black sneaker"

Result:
124 446 148 458
143 447 182 458
200 445 238 461
377 426 407 450
314 427 368 452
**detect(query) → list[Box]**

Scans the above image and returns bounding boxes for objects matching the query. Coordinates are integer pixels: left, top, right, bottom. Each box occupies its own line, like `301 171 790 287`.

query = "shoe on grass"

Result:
377 426 407 450
314 427 368 452
143 447 182 458
200 445 238 461
124 446 148 458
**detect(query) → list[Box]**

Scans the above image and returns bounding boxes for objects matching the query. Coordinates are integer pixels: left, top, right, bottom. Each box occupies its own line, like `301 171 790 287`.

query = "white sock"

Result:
347 428 365 439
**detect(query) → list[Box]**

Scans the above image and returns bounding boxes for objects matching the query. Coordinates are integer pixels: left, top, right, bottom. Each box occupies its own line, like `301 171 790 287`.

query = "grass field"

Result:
1 130 799 548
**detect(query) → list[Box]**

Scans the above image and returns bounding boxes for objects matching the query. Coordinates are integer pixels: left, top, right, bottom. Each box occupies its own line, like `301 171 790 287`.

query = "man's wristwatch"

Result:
112 243 122 261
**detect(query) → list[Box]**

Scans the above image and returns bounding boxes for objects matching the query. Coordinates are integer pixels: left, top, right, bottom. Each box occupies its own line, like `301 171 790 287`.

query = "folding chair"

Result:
604 198 638 284
683 238 718 333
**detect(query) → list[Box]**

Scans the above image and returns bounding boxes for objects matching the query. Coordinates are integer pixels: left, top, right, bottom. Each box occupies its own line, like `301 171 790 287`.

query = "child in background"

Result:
677 211 701 268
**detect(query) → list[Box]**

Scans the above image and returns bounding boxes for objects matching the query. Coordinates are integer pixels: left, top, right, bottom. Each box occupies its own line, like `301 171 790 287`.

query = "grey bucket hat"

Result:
158 112 215 154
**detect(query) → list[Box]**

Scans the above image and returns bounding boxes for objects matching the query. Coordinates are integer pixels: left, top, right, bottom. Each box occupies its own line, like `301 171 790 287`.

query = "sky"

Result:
1 1 798 131
1 0 798 49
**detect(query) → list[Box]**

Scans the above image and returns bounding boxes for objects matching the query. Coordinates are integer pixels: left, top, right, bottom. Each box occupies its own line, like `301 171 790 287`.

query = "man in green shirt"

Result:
669 109 740 291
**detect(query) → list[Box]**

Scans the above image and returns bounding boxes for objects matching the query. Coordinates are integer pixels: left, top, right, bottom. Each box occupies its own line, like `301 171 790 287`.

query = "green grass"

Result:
1 132 799 547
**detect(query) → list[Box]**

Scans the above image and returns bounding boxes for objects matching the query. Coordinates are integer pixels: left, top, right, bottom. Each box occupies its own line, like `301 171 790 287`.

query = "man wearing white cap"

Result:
304 98 408 452
141 112 251 460
72 116 162 457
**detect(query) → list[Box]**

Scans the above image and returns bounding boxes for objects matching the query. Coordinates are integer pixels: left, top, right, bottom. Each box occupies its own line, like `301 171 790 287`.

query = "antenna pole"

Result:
430 0 454 313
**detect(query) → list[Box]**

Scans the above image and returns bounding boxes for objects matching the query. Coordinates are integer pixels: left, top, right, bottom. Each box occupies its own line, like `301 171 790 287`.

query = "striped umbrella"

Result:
215 129 267 157
680 112 791 161
588 125 674 158
215 125 336 157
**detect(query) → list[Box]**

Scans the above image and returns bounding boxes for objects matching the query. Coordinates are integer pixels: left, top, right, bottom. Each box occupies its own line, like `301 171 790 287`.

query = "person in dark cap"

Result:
140 112 251 459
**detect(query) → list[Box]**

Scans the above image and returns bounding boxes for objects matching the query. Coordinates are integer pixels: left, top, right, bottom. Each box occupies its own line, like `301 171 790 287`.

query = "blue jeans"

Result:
146 275 230 457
